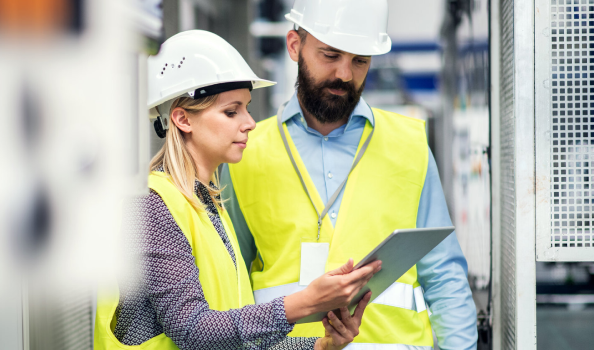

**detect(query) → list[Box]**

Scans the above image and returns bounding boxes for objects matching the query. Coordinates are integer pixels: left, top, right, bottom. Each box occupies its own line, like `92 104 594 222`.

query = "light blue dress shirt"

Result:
220 92 478 350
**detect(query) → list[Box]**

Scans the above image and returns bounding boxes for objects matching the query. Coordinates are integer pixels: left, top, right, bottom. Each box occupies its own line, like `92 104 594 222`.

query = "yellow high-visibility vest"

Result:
94 171 254 350
229 108 433 349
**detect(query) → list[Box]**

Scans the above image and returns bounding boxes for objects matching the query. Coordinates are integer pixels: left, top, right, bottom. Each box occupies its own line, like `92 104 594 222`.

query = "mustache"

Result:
321 79 357 95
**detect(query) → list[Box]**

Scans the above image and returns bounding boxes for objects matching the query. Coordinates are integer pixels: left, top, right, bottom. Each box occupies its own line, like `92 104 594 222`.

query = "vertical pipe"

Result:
178 0 196 32
438 1 458 214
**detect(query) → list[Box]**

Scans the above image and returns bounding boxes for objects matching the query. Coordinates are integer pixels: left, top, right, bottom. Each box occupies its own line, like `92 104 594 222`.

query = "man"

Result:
221 0 477 349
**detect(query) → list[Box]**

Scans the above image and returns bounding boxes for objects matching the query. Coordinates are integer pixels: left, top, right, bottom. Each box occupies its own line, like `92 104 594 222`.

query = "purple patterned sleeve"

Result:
116 190 318 350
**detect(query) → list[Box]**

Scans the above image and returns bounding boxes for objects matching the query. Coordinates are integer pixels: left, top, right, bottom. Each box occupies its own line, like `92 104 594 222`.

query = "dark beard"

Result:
296 53 366 124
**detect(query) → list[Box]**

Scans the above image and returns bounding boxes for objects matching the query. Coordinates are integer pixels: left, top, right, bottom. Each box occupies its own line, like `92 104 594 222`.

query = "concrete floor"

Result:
537 306 594 350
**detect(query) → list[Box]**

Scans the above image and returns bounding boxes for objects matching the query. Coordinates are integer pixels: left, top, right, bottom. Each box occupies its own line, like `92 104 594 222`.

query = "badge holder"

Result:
299 236 329 286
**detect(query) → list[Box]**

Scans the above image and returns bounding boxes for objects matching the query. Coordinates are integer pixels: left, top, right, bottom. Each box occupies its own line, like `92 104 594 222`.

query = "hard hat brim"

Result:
147 78 276 109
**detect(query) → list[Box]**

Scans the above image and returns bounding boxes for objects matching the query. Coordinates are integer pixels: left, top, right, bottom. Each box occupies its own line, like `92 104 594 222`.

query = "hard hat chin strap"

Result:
154 100 173 139
154 117 167 138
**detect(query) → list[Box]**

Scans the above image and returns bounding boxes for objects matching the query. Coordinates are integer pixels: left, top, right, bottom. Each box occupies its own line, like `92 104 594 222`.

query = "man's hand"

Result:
314 291 372 350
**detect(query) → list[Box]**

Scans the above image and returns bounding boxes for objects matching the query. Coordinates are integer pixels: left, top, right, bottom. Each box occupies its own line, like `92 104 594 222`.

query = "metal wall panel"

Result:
535 0 594 261
513 0 538 346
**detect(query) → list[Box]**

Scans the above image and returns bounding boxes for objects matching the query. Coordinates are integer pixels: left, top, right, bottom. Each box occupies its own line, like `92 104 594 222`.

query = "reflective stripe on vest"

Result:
254 281 431 314
94 172 254 350
230 108 433 346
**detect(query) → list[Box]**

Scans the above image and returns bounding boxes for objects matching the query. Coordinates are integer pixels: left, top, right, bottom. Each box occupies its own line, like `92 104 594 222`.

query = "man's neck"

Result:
298 99 348 136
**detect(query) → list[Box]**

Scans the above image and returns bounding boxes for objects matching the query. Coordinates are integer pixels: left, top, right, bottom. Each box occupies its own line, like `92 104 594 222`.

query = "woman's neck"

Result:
187 144 218 185
196 166 214 185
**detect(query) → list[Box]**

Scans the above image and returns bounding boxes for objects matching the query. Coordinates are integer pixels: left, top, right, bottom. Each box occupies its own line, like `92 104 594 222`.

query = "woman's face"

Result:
187 88 256 167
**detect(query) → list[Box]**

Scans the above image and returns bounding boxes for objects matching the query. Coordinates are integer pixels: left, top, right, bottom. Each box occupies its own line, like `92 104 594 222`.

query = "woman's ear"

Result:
170 107 192 133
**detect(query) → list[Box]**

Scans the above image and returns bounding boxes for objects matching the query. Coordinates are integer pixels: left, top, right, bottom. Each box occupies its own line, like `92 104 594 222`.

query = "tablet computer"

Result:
296 226 455 324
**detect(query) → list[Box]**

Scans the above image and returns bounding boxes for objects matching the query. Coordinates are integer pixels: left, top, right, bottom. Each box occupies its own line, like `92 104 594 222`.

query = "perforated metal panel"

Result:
28 287 93 350
535 0 594 261
499 0 517 348
550 0 594 250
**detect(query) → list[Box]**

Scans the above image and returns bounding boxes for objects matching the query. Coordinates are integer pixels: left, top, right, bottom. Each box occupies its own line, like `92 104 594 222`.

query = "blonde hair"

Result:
149 95 223 212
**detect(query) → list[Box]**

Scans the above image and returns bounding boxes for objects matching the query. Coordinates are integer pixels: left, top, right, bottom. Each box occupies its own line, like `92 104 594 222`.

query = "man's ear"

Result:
286 30 301 63
170 107 192 133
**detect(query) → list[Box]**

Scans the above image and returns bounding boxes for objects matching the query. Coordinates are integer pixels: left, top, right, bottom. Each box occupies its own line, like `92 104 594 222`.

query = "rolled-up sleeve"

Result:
416 149 478 350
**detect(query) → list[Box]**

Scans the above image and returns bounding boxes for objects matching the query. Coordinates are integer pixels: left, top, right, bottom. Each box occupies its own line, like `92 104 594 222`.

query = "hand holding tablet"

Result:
296 226 455 324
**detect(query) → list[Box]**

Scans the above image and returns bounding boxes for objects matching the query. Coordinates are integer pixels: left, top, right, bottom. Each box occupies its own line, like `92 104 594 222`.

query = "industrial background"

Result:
0 0 592 349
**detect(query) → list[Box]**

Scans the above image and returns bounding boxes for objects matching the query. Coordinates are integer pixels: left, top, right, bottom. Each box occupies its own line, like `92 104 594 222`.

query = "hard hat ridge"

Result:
148 30 275 110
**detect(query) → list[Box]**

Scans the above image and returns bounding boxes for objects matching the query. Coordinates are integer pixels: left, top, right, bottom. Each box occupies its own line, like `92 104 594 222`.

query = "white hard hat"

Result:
147 29 275 113
285 0 392 56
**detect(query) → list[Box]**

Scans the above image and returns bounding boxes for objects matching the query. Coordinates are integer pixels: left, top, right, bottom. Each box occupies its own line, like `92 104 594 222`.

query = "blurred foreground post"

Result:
0 1 158 349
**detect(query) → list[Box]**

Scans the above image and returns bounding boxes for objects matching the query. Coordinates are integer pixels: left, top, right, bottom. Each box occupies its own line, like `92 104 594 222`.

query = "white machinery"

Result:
490 0 594 349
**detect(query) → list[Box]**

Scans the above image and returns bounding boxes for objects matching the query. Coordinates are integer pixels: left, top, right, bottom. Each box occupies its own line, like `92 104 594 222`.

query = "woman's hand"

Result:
285 259 381 323
314 291 372 350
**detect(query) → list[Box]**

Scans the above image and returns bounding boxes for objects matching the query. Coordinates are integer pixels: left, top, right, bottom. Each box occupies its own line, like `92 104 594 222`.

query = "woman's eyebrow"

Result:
220 101 243 108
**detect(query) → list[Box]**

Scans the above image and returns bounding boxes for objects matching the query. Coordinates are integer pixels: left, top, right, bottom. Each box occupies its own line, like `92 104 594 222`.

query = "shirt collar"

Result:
280 91 375 128
155 165 218 197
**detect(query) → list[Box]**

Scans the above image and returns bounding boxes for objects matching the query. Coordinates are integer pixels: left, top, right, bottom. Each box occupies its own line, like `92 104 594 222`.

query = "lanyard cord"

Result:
276 102 375 241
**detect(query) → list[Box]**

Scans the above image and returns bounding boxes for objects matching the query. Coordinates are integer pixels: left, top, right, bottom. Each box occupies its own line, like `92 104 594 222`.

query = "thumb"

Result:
327 258 354 276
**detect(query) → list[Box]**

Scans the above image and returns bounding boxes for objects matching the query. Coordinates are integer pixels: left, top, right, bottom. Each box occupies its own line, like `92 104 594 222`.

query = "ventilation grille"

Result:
549 0 594 250
500 0 517 347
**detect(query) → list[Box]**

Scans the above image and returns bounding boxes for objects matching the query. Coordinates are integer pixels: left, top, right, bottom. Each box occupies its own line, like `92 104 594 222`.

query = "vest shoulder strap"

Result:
371 108 427 134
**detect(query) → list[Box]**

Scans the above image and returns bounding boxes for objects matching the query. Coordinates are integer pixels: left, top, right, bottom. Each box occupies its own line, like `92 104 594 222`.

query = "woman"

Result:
94 30 381 350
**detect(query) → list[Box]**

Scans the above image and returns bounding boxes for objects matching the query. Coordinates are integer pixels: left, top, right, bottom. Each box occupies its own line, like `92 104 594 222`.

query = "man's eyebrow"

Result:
320 46 371 58
320 46 343 54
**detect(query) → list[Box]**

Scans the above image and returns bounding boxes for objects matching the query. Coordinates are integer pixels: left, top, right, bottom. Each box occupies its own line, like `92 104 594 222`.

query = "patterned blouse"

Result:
113 172 318 349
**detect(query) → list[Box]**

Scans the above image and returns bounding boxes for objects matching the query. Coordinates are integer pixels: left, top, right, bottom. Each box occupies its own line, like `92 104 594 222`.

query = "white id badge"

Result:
299 241 329 286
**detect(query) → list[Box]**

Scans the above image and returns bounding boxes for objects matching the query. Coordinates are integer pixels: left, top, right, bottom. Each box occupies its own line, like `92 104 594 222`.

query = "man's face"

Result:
295 32 371 124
